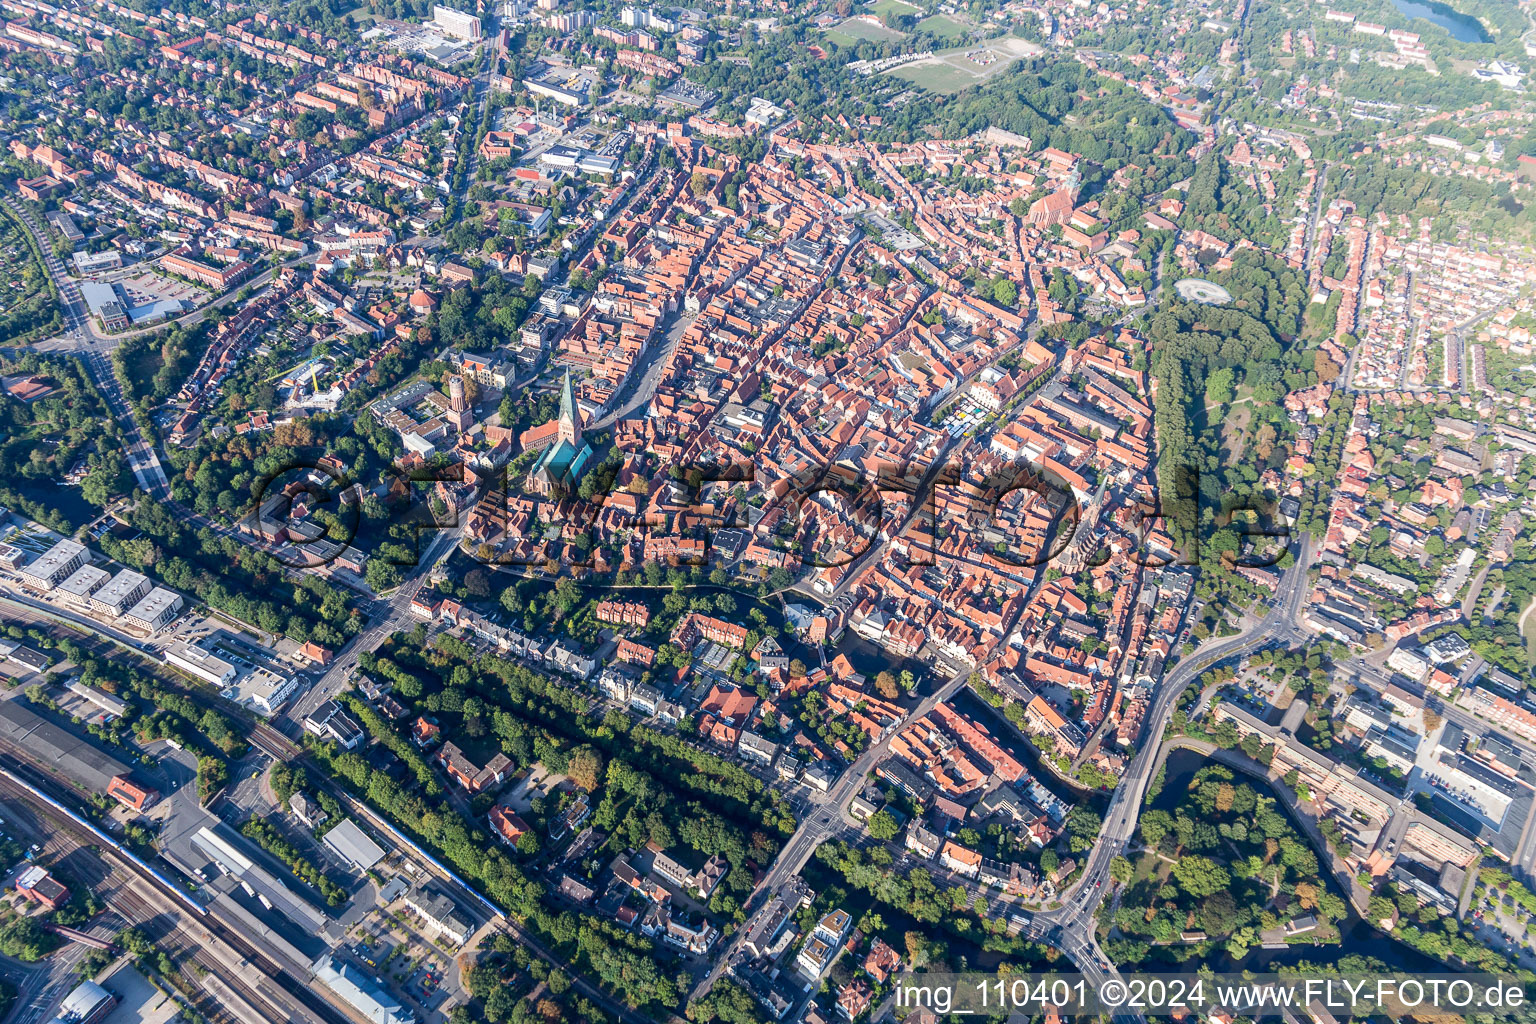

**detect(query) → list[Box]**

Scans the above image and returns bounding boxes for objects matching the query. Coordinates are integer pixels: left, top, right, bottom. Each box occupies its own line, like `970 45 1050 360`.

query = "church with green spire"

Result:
526 369 594 496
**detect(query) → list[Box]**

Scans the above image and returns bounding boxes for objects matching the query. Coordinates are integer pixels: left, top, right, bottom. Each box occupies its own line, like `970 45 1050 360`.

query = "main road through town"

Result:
286 520 465 723
1035 535 1314 991
698 535 1314 1005
693 668 973 998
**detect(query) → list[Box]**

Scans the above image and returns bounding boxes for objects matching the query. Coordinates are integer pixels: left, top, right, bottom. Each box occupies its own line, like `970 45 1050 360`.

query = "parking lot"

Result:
345 907 459 1021
107 268 208 307
1470 894 1536 970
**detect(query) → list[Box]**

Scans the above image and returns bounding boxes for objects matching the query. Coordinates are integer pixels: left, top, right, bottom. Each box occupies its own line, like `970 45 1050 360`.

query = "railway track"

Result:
249 723 300 762
101 880 242 1024
0 763 344 1024
103 877 317 1024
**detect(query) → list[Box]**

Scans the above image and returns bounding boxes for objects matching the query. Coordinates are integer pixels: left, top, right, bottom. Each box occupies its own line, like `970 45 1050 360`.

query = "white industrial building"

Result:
164 643 237 686
323 818 386 871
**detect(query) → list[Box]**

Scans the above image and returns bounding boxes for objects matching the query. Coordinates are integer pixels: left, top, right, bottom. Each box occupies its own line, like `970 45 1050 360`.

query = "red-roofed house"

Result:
699 684 758 726
107 775 159 812
490 804 531 846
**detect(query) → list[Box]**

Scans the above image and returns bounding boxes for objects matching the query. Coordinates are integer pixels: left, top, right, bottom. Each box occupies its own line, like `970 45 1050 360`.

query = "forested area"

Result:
306 630 796 1012
99 493 366 648
380 631 794 844
166 410 392 523
466 931 621 1024
813 839 1060 959
417 265 542 357
1179 149 1298 251
1336 159 1534 240
0 916 57 962
1145 250 1311 565
876 60 1194 192
1106 764 1349 965
308 711 697 1015
113 322 210 410
683 34 1192 191
686 978 768 1024
0 353 128 529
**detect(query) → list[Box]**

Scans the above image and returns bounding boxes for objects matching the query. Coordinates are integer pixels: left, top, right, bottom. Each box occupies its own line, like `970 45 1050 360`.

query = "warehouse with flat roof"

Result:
164 643 236 686
67 680 127 719
322 818 386 871
0 698 129 794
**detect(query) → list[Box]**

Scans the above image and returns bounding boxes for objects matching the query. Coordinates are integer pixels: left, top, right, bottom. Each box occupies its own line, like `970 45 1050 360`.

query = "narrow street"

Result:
693 669 971 1001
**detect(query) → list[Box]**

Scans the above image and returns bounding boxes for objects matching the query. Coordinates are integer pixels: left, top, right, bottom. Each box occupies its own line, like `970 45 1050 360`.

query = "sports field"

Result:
826 16 908 44
917 14 968 38
886 37 1041 93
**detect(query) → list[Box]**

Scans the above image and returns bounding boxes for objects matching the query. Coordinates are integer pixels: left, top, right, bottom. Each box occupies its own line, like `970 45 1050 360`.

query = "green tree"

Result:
1205 366 1235 406
867 810 900 841
1172 855 1230 898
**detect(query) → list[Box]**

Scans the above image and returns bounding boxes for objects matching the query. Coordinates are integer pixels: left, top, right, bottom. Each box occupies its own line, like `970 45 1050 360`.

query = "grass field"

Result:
886 38 1040 92
916 14 968 38
867 0 920 14
827 16 908 43
888 61 986 92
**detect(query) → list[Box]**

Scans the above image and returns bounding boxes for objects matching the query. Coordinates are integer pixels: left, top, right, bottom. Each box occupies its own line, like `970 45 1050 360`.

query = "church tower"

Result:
1058 476 1109 574
557 368 583 447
